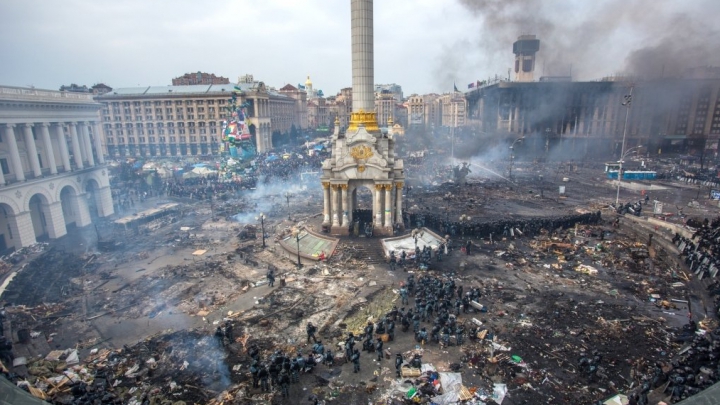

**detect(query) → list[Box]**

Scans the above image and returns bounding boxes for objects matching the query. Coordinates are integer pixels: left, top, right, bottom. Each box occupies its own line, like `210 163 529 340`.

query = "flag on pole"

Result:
453 82 459 92
467 82 476 89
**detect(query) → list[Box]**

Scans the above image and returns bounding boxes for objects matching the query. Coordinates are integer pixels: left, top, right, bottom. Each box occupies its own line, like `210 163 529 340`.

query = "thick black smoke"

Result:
456 0 720 79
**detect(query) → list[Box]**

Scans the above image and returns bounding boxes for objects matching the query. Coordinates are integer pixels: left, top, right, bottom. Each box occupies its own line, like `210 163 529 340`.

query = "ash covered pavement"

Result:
0 154 717 405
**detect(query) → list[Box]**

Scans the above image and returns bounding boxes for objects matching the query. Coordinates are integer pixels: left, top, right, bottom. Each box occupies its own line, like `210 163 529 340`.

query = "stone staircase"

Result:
334 237 388 265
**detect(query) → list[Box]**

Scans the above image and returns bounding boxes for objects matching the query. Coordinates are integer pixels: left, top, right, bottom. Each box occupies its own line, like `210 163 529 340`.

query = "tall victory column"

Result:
320 0 405 236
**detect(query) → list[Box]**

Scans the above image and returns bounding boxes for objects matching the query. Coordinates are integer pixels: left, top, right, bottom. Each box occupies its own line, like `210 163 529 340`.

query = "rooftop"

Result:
98 83 289 99
0 85 97 103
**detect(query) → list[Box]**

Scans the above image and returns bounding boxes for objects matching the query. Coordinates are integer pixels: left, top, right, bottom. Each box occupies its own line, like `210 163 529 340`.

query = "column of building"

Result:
68 123 84 169
94 186 114 217
395 182 403 224
8 211 36 248
22 124 42 178
341 184 349 226
39 123 57 174
331 184 340 227
374 184 383 226
71 192 92 227
80 122 95 166
3 125 25 182
384 184 392 228
91 122 105 164
76 123 88 164
322 182 331 225
53 123 72 172
40 201 67 239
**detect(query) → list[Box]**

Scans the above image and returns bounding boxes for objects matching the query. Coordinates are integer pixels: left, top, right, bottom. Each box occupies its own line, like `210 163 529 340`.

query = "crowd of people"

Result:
108 146 327 207
407 211 602 241
251 151 325 183
659 217 720 403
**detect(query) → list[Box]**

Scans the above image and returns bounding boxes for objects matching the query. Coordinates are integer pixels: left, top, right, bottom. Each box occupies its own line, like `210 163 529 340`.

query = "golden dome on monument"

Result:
305 75 312 86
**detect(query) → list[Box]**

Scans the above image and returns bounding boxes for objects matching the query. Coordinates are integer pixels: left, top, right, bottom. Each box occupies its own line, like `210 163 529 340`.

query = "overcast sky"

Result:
2 0 718 96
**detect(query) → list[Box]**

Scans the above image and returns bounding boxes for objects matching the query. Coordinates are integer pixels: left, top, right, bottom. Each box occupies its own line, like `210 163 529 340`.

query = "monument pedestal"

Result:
331 225 350 236
373 226 394 237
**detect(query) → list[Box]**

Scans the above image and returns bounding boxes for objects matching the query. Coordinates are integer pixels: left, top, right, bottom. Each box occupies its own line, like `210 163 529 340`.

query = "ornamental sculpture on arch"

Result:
319 112 405 236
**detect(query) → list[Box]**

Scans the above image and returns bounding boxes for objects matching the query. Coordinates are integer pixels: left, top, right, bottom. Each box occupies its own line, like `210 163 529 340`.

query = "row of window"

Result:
107 136 211 144
105 121 217 129
105 127 219 136
110 100 224 107
104 107 215 115
104 114 219 122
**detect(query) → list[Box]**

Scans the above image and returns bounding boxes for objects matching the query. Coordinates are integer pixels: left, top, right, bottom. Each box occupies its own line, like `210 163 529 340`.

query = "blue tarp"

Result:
265 155 279 162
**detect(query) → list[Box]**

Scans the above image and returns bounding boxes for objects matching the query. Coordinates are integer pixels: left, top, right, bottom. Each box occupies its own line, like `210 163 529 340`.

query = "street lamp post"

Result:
615 145 642 205
451 127 455 164
285 192 292 219
292 228 302 268
545 128 551 155
509 136 525 180
615 86 635 205
255 213 266 248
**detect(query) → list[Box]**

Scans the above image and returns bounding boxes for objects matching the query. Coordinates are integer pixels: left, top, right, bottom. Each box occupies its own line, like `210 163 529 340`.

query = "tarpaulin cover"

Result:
431 372 463 405
0 376 50 405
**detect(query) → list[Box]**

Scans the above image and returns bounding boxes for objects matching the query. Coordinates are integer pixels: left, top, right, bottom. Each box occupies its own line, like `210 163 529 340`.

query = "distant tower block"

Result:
513 35 540 82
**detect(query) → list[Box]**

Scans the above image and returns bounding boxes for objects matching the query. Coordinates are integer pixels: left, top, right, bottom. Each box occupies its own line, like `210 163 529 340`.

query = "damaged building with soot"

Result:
466 36 720 163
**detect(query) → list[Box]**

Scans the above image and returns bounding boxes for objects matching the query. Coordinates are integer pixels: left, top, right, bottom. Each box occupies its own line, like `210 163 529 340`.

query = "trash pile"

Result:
5 330 250 404
1 249 95 307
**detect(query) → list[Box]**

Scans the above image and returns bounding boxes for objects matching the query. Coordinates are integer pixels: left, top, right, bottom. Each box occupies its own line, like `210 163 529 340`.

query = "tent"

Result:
155 167 173 179
183 166 217 179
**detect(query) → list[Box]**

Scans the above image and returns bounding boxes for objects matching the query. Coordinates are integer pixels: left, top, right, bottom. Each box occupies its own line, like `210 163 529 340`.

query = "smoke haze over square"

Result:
1 0 718 94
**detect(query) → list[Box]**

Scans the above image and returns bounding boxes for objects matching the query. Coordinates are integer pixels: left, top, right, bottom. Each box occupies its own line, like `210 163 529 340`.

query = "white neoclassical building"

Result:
0 86 113 252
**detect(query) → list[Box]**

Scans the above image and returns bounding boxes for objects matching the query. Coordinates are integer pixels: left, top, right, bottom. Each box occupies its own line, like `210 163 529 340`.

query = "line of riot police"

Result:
407 211 601 241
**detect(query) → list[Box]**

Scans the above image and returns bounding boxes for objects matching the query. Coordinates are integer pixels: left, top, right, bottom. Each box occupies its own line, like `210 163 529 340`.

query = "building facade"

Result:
440 93 466 128
374 83 403 102
423 94 442 128
307 98 330 130
407 95 424 127
465 69 720 159
278 84 308 131
0 86 113 252
375 90 396 127
172 72 229 86
96 81 303 157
